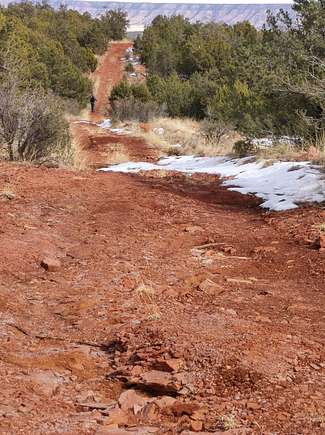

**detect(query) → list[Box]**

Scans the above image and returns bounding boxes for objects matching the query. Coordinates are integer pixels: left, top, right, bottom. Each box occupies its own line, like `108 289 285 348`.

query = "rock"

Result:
222 246 236 255
140 123 151 133
40 257 61 272
184 273 210 289
253 246 277 255
131 366 143 377
136 370 181 395
198 279 224 295
318 233 325 251
191 408 207 420
246 400 260 410
78 401 116 411
118 389 152 412
154 396 177 409
103 407 132 426
153 357 184 373
190 420 203 431
139 402 160 421
225 309 237 316
184 226 203 234
29 371 60 396
171 401 200 417
97 428 159 435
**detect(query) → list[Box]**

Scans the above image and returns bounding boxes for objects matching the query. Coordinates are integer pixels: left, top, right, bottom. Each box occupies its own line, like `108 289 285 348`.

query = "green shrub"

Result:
111 97 164 122
125 62 134 73
110 80 132 101
233 139 256 157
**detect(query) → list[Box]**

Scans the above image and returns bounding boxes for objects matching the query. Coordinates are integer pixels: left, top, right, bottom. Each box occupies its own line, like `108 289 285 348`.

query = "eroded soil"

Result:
0 42 324 434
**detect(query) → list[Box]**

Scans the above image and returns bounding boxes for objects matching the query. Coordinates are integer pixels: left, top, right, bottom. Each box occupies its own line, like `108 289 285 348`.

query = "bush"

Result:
131 83 151 102
200 118 233 144
110 80 132 101
125 62 134 73
233 139 256 157
0 77 70 162
111 97 164 122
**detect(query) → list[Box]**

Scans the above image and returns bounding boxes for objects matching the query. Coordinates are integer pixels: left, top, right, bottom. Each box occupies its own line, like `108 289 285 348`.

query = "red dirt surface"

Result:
0 43 324 434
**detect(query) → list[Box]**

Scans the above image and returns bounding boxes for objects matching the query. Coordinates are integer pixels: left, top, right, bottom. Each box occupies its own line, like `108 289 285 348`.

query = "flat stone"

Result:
154 396 177 409
103 407 132 426
136 370 181 395
184 226 204 234
29 371 60 396
118 389 152 412
40 257 61 272
198 279 224 295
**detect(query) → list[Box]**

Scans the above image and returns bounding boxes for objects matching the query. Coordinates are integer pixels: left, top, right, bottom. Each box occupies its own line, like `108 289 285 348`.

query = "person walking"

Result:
90 95 97 113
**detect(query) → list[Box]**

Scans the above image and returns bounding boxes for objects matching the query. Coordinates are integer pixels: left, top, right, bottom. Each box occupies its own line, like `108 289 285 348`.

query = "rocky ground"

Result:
0 42 324 434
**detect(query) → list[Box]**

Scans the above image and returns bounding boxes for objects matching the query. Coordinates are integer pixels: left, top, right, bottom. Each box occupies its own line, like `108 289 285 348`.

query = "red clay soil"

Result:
91 41 132 120
0 43 324 435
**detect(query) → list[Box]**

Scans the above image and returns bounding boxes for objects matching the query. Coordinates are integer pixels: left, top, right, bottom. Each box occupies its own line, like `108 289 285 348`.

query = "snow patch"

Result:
99 155 325 211
97 119 112 129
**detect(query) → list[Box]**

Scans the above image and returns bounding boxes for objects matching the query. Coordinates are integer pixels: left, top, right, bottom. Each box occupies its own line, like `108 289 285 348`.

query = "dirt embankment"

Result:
0 42 324 434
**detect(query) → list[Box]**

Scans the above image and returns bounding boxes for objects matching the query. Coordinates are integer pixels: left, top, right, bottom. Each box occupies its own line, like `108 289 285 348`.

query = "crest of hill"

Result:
2 1 294 29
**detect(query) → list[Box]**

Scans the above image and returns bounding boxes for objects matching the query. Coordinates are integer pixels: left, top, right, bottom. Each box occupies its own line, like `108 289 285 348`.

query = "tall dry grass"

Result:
255 134 325 166
128 117 241 157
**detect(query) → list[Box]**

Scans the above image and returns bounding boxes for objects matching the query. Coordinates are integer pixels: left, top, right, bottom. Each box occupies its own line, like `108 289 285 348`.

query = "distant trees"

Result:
0 1 128 162
130 0 324 142
0 2 128 108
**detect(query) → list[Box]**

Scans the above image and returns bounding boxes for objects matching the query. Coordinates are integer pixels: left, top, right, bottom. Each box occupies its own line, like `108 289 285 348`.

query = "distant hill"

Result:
1 1 293 29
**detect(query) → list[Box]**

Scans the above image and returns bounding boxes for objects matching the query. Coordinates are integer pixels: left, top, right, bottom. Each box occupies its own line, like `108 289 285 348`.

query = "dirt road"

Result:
71 42 157 168
0 43 324 434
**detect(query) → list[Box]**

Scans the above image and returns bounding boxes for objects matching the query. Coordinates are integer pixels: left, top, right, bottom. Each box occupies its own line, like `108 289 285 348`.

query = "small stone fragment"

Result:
40 257 61 272
190 420 203 431
198 278 223 295
318 233 325 251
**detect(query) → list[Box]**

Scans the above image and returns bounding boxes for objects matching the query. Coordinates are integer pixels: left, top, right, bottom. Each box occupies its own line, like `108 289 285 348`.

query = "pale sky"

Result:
87 0 292 3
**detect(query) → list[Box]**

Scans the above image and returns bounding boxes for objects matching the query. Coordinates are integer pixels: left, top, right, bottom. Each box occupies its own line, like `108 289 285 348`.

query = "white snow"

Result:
97 119 112 129
153 127 165 136
74 120 93 125
252 136 301 149
99 155 325 211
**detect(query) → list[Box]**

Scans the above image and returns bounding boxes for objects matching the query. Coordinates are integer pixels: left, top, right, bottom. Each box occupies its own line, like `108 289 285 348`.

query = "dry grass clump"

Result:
218 413 238 430
132 117 240 157
135 283 161 321
0 184 15 200
256 142 325 165
107 147 130 165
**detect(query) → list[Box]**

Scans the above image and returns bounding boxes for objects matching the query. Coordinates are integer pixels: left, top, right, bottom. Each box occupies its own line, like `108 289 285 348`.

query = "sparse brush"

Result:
313 223 325 233
135 117 239 157
108 148 130 164
111 98 164 123
218 413 237 430
0 184 15 200
135 283 161 321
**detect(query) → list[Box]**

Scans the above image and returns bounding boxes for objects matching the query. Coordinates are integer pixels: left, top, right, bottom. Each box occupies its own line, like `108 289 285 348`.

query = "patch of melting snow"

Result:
96 119 129 135
97 119 112 129
99 155 325 211
74 120 93 125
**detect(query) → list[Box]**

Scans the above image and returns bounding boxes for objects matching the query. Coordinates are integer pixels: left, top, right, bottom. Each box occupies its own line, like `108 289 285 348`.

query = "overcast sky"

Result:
87 0 292 3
